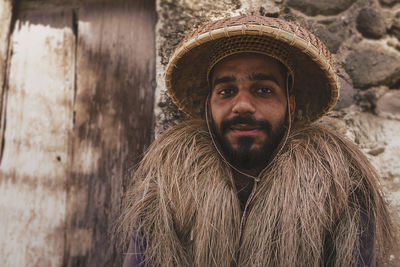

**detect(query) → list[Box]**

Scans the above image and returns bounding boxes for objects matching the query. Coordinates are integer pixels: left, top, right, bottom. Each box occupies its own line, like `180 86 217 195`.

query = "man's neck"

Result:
233 171 255 210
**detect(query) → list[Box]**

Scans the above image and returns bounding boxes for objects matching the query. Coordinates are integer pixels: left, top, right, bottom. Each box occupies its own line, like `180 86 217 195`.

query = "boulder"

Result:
353 86 387 112
334 77 356 110
390 11 400 40
376 90 400 118
286 0 357 16
314 23 344 53
379 0 400 6
259 4 280 17
356 8 386 39
344 46 400 89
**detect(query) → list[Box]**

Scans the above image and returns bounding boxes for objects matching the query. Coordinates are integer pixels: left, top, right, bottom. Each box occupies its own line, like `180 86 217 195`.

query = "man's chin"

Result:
231 143 264 152
222 138 268 170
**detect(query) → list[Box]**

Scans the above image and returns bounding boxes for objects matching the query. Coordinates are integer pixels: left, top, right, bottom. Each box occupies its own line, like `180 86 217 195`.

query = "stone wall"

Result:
155 0 400 262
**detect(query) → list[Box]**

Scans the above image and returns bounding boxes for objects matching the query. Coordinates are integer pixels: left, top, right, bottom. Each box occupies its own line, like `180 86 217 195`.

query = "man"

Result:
119 15 393 266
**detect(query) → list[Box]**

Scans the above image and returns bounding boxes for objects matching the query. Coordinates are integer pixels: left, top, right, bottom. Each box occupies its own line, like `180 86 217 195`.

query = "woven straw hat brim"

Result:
165 16 339 122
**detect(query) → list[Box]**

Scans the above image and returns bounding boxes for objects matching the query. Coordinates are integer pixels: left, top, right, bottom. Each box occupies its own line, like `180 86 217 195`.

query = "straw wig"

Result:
165 15 340 122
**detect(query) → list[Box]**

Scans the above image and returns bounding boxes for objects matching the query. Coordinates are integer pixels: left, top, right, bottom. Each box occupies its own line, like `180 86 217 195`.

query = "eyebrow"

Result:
212 75 236 88
248 72 281 86
212 72 281 89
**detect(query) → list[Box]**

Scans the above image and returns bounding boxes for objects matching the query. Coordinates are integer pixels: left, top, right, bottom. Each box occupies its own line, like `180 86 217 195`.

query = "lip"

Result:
230 124 261 136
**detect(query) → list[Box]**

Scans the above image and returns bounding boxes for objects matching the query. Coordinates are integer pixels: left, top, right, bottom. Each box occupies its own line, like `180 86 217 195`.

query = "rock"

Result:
390 11 400 40
354 88 379 113
376 90 400 118
313 23 343 53
389 36 400 51
368 147 385 156
344 46 400 89
334 77 356 110
354 86 387 113
387 37 399 47
286 0 357 16
306 17 352 53
379 0 400 6
259 4 280 17
356 8 386 39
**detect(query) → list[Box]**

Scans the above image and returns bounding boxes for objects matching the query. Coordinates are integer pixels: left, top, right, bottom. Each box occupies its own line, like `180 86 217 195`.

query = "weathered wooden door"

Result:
0 0 156 266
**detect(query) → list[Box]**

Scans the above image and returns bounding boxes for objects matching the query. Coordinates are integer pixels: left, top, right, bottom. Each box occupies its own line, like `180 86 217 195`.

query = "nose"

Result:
232 91 256 115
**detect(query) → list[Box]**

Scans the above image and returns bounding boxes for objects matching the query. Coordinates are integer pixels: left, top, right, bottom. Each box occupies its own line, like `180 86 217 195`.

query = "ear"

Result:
289 95 296 122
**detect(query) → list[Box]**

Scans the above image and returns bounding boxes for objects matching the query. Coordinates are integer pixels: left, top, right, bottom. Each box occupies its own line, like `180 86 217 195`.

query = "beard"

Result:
213 113 288 171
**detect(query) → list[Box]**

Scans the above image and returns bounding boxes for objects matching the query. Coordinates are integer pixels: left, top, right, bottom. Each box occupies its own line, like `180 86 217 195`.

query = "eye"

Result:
256 87 273 95
217 88 236 96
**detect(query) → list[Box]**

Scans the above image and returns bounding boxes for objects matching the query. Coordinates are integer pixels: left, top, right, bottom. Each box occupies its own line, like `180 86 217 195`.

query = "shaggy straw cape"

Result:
165 15 339 122
119 120 393 266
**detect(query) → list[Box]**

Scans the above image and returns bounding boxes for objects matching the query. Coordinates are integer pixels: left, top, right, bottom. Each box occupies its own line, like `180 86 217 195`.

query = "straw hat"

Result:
165 15 339 122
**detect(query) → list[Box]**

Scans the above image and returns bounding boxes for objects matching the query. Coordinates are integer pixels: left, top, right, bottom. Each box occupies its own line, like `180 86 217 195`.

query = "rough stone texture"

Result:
344 45 400 89
286 0 357 16
313 21 348 53
379 0 400 6
390 11 400 40
354 86 388 113
325 111 400 203
334 77 356 110
387 36 400 49
240 0 280 15
282 7 357 54
259 4 280 17
356 8 386 39
376 90 400 119
345 111 400 184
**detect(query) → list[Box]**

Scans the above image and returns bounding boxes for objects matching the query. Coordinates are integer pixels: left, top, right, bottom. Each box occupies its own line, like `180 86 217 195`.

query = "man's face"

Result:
209 53 295 171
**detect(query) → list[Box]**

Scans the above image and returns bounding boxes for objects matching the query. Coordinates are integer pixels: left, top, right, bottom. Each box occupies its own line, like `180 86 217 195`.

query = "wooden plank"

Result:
65 0 156 266
0 9 75 266
0 0 13 82
18 0 80 11
0 0 14 158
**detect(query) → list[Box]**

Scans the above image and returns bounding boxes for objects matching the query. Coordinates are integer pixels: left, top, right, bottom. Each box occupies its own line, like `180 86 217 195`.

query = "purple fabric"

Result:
123 235 146 267
123 230 375 267
357 207 375 267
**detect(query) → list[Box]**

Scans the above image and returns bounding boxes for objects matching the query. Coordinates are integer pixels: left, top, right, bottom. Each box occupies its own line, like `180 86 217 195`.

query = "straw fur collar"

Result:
119 119 393 267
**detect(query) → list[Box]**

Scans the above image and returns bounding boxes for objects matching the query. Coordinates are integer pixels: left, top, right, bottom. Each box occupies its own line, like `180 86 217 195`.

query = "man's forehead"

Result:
214 53 282 68
210 53 286 86
213 52 284 72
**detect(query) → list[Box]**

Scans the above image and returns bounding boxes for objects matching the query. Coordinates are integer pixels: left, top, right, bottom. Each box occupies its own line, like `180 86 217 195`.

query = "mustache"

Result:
220 115 272 135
